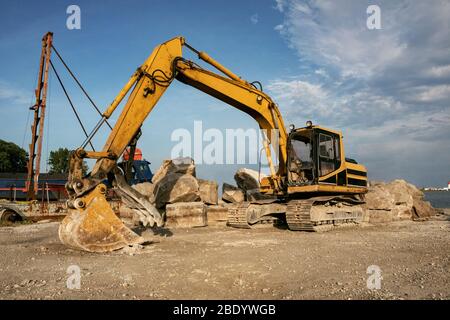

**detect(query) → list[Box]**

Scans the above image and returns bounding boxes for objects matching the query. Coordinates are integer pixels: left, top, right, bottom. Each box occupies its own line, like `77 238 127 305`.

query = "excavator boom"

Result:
60 37 291 252
60 36 367 252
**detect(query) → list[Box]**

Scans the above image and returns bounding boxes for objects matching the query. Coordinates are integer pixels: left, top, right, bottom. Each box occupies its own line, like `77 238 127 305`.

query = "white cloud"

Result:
271 0 450 185
428 65 450 78
267 78 406 128
274 0 286 12
274 24 284 32
413 85 450 103
0 80 30 106
314 68 329 78
276 0 413 79
250 13 259 25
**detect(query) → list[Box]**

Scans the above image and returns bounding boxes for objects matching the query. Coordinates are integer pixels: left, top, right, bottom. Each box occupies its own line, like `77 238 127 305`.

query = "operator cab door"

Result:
318 132 341 177
287 130 315 185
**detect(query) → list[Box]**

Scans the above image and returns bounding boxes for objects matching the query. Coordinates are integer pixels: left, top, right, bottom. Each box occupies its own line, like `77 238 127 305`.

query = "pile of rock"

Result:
364 179 436 223
123 160 272 228
123 157 226 228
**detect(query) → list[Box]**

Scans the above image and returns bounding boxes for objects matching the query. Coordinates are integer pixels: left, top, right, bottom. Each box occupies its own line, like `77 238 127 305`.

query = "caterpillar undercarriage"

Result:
227 195 365 232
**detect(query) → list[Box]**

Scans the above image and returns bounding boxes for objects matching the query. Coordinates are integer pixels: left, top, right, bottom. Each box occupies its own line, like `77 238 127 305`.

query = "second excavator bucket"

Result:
59 184 144 253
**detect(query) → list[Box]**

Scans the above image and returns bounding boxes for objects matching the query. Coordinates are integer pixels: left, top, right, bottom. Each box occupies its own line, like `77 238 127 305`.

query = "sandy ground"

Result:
0 210 449 300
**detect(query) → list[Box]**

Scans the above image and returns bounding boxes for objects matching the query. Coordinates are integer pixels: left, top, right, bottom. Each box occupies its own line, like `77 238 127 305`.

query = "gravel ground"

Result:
0 210 448 300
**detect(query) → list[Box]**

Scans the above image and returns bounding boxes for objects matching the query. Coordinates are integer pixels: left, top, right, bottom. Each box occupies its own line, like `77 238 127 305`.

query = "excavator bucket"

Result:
59 184 144 252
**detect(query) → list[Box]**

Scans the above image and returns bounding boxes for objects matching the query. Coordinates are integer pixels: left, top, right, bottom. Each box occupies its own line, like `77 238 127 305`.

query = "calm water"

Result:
423 191 450 208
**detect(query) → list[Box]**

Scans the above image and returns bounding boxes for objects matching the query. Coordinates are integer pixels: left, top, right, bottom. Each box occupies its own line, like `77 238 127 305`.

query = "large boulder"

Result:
165 202 207 228
412 199 435 219
132 182 156 203
385 179 435 219
198 179 218 205
364 182 395 223
234 168 273 201
234 168 261 191
152 157 196 185
153 173 201 208
365 179 436 223
206 204 231 226
222 183 245 203
364 183 395 211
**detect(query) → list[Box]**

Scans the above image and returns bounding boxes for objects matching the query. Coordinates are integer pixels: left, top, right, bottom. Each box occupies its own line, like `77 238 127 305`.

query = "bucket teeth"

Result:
113 171 163 227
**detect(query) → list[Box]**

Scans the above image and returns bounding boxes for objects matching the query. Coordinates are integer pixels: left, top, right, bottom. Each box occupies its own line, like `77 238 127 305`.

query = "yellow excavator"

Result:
60 37 368 252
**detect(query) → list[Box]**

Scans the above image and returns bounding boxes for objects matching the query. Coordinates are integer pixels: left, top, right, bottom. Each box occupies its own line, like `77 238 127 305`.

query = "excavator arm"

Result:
60 37 289 252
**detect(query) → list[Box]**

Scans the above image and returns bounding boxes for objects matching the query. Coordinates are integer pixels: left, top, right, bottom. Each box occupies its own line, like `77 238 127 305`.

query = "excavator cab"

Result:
285 122 367 195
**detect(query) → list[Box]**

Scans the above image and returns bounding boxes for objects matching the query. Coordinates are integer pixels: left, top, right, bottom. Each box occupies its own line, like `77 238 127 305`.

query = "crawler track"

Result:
227 196 364 232
285 199 318 231
227 202 251 229
286 196 364 232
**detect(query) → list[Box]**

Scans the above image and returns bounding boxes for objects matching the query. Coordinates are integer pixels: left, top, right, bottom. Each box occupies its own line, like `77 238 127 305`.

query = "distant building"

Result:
423 182 450 191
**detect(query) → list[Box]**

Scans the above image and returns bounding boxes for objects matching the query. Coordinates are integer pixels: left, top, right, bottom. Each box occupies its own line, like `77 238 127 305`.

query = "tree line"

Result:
0 139 87 174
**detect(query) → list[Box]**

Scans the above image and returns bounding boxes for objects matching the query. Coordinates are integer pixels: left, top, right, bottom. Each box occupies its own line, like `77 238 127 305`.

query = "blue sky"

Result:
0 0 449 188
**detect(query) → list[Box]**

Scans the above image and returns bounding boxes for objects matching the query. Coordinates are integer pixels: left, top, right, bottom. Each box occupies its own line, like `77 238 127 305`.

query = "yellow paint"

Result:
287 184 367 194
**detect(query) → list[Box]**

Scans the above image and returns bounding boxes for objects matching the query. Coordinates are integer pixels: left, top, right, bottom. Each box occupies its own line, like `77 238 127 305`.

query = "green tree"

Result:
0 140 28 173
48 148 88 175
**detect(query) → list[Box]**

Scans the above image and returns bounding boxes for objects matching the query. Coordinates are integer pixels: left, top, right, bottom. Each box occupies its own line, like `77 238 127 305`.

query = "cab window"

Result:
319 133 335 176
292 139 312 163
319 134 334 159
